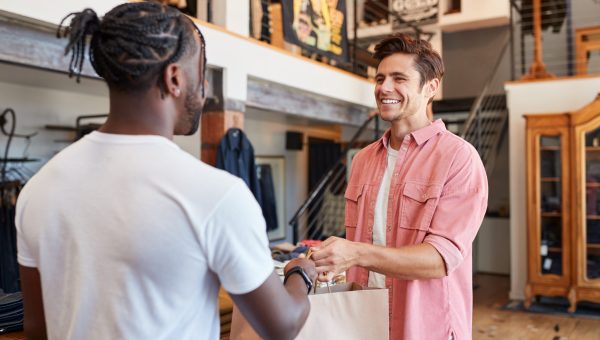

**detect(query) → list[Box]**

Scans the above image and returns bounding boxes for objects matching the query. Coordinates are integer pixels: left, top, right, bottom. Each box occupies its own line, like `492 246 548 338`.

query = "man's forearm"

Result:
355 242 447 280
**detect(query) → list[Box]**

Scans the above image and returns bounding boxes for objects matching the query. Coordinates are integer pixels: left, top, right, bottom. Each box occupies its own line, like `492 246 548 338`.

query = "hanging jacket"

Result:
216 128 262 205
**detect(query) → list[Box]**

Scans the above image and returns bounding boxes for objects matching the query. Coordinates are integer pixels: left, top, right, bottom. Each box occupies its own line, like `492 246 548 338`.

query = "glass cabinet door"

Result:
539 136 563 276
584 128 600 280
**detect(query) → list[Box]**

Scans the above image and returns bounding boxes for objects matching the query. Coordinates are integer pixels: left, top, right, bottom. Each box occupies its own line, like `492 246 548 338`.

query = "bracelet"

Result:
283 266 313 294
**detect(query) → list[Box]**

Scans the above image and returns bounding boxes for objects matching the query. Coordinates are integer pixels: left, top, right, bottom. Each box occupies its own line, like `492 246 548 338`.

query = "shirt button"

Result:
387 226 391 231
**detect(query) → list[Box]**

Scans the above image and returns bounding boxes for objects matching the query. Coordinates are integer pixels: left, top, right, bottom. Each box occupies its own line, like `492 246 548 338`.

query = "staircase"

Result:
461 36 511 175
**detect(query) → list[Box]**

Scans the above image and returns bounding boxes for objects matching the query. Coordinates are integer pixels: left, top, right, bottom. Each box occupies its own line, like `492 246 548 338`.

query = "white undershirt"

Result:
368 143 398 288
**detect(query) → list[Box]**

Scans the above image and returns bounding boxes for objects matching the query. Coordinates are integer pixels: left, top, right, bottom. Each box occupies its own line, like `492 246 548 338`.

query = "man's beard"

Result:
183 82 204 136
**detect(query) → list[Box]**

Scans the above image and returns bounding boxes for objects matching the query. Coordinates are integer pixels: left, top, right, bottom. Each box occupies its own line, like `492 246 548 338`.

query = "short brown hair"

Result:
373 33 444 88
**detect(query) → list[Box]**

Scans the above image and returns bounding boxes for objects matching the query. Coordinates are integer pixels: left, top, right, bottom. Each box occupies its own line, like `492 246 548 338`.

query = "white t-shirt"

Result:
16 131 273 340
368 144 398 288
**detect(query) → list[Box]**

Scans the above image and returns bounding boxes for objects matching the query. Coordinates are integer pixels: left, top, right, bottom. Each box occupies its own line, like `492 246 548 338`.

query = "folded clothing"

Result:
0 292 23 334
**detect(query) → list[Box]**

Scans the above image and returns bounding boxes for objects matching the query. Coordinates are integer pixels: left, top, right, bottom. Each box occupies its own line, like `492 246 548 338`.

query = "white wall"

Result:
0 81 109 173
442 25 510 99
439 0 510 32
200 22 375 106
210 0 249 36
505 76 600 300
0 0 375 109
476 218 510 274
0 0 124 25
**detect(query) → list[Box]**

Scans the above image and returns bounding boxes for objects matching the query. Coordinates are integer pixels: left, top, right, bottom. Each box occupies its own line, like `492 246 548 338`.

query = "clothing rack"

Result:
45 113 108 142
0 108 36 295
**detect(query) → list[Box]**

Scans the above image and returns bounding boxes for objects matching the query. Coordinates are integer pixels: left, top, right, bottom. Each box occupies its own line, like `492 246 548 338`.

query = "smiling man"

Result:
310 33 488 340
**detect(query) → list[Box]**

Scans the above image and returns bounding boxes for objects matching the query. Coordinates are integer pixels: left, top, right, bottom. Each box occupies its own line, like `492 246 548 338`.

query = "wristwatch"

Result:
283 266 313 294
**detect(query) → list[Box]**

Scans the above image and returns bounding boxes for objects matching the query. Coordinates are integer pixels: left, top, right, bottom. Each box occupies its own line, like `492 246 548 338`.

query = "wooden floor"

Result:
473 274 600 339
2 274 600 339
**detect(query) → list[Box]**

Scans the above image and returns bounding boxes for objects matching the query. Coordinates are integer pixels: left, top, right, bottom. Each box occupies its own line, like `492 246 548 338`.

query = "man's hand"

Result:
309 236 360 282
284 257 317 283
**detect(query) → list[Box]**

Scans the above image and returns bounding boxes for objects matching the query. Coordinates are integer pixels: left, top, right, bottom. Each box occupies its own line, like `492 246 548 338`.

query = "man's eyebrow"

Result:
375 71 409 78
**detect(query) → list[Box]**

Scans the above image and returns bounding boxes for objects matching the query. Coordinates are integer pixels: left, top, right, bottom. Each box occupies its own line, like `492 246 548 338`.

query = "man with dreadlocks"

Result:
15 2 316 339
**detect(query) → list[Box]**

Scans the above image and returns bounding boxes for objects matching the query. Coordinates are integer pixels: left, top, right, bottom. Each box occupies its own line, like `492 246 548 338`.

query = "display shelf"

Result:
541 212 562 217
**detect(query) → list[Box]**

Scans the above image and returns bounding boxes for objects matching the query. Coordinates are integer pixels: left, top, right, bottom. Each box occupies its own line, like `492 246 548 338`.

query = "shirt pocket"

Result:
344 184 364 240
400 182 442 231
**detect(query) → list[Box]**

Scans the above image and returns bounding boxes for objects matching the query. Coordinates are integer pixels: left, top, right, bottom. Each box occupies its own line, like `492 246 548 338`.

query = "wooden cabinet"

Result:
525 94 600 312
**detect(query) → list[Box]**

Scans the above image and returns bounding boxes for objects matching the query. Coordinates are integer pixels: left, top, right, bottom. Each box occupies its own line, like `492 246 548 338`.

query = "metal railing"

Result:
510 0 600 78
289 116 380 243
462 34 511 175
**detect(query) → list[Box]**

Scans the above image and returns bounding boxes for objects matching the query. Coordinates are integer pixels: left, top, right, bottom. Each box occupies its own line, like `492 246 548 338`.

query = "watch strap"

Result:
283 265 313 294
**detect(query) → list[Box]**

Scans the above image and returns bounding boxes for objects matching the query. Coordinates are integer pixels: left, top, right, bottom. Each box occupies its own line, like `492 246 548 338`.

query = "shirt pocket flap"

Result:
344 184 364 202
403 182 442 202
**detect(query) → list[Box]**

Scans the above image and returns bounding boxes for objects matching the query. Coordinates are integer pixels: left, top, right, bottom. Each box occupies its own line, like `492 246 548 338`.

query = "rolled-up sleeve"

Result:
424 143 488 275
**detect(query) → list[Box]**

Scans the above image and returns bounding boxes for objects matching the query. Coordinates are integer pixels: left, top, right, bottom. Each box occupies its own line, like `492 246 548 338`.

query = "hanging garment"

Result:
0 185 20 294
216 128 261 203
257 164 278 232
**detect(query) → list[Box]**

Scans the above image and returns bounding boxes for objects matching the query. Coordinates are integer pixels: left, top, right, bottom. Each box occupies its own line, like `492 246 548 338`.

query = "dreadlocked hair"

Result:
57 1 206 96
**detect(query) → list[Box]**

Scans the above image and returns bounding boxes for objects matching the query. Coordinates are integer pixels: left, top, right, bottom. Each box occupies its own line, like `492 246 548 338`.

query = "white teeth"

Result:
381 99 400 104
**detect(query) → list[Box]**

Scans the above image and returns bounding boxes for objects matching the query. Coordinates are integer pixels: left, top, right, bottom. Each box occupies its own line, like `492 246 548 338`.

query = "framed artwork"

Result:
256 156 286 241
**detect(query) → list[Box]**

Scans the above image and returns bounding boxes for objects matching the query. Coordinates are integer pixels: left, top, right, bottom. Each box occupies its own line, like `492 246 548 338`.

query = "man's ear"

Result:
425 78 440 100
162 63 184 98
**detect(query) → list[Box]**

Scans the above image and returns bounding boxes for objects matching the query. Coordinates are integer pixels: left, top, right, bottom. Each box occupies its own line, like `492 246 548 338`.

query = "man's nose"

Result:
380 78 394 92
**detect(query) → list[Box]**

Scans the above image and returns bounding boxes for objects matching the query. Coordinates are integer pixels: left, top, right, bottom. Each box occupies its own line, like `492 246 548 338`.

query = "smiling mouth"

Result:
381 99 401 104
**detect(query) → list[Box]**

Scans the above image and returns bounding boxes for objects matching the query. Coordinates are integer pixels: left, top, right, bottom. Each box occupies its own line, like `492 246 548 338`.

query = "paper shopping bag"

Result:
230 282 389 340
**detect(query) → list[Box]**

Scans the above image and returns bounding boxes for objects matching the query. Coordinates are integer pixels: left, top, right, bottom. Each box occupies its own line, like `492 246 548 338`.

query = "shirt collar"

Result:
378 119 446 148
411 119 446 145
226 128 249 151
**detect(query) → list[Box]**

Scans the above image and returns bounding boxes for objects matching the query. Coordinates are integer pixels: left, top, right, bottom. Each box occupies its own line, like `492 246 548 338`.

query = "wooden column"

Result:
200 107 244 165
522 0 554 80
200 68 246 165
575 26 600 76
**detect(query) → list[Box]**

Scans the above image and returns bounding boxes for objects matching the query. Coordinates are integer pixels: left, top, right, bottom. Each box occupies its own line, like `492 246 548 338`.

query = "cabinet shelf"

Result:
588 244 600 249
586 147 600 151
587 182 600 187
541 212 562 217
549 247 562 253
541 177 560 182
541 146 561 151
587 215 600 220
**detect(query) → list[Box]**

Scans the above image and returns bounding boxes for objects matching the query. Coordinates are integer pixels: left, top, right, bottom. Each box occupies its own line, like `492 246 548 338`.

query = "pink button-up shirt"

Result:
345 119 487 340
